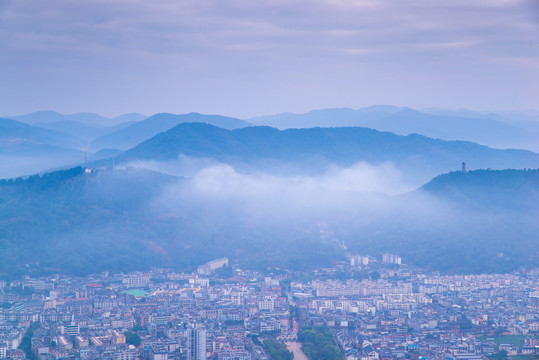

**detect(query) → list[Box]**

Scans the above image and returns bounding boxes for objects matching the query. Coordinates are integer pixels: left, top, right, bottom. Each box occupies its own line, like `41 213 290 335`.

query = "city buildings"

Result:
0 255 537 360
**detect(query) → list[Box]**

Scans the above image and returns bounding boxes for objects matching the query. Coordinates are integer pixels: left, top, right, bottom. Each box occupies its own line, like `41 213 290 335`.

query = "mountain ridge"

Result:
115 122 539 183
250 106 536 151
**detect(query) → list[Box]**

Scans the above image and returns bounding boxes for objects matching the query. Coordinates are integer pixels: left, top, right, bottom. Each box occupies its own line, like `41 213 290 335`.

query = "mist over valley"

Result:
0 107 537 278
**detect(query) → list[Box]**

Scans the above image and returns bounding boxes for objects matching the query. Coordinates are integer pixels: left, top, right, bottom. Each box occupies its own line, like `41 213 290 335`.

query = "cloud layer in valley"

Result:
147 160 436 223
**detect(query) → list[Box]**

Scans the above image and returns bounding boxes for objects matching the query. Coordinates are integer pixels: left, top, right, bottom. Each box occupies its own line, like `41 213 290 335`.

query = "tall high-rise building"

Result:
383 253 402 265
187 327 207 360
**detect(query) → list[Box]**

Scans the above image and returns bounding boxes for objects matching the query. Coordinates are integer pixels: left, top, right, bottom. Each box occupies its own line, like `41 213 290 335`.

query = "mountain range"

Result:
114 122 539 184
0 117 87 178
34 120 137 143
250 107 538 151
2 106 538 180
0 117 84 149
0 112 251 177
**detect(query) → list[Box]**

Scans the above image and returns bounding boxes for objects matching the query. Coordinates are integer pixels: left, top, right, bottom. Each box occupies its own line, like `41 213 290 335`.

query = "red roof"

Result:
86 283 103 288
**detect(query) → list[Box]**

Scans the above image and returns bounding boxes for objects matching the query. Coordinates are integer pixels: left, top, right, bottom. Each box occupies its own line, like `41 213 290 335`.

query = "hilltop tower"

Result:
462 162 466 172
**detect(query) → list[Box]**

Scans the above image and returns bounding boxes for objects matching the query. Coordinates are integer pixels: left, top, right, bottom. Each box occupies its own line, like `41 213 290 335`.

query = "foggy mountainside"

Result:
116 122 539 183
0 117 87 178
251 107 537 151
0 114 135 178
0 166 536 277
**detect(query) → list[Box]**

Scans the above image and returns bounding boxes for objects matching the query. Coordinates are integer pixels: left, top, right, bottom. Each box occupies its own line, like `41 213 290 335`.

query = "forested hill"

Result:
342 169 539 274
121 123 539 165
420 169 539 212
0 166 343 276
0 167 180 276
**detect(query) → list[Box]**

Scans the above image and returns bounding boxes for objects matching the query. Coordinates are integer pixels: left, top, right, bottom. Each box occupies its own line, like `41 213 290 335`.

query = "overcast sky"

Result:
1 0 538 118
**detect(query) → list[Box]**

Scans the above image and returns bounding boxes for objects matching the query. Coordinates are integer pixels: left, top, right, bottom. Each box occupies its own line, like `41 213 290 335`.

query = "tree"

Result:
490 350 508 360
124 331 141 347
369 271 381 280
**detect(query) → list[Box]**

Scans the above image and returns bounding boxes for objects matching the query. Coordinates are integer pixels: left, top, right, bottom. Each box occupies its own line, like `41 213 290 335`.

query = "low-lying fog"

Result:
1 155 535 275
115 158 461 237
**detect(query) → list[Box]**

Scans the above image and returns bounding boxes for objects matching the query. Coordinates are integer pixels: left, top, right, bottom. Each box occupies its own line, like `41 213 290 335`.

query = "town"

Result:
0 256 538 360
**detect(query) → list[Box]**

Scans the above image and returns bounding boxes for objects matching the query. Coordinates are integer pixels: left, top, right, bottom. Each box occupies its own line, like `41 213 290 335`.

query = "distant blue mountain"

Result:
90 112 252 150
12 110 146 128
0 117 84 149
34 120 136 143
111 113 147 123
251 106 535 150
116 122 539 183
372 108 530 148
0 117 89 178
250 106 402 128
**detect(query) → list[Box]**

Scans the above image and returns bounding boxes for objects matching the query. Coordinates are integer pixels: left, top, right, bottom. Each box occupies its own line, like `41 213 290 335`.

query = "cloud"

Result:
0 0 537 116
188 162 408 198
147 160 423 224
2 0 534 61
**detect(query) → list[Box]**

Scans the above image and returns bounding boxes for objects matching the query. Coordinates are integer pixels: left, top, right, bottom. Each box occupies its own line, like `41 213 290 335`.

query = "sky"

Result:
1 0 538 119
